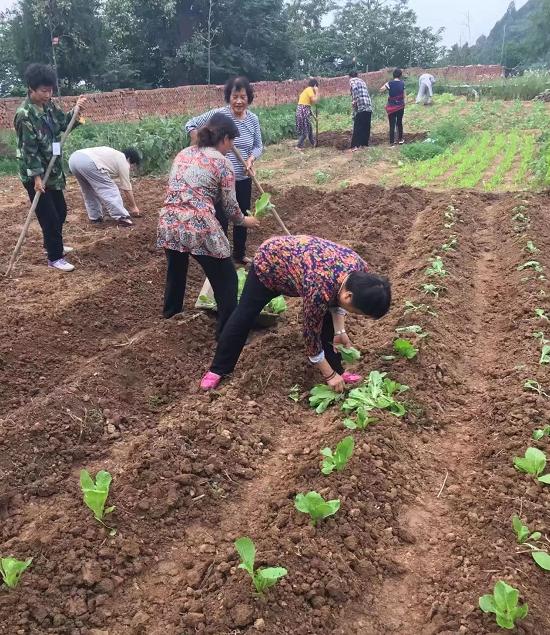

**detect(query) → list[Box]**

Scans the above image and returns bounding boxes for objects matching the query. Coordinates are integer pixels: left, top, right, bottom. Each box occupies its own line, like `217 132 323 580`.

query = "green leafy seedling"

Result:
525 241 539 254
425 256 447 277
513 447 550 483
479 580 528 630
517 260 543 272
532 550 550 571
512 515 542 544
540 344 550 365
234 537 287 595
393 338 418 360
338 180 350 189
533 426 550 440
320 436 354 475
309 384 345 414
344 406 377 430
419 283 445 298
266 295 287 314
254 192 275 219
535 308 549 321
342 370 408 417
80 470 115 522
0 557 32 589
294 491 340 526
314 170 330 184
441 236 458 252
395 325 428 339
336 345 361 363
404 301 437 317
289 385 301 403
524 379 550 398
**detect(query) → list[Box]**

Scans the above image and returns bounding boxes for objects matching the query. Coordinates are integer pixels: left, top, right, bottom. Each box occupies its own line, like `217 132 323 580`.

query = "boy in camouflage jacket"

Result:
14 63 85 272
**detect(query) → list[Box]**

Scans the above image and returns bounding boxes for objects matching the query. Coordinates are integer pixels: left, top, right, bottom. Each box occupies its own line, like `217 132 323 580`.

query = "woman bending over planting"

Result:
185 76 263 266
158 113 260 334
201 235 391 391
296 78 320 150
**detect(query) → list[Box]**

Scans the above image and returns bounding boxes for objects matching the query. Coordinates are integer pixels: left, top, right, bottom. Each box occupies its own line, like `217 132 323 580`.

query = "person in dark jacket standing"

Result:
380 68 406 146
14 63 86 272
349 72 373 151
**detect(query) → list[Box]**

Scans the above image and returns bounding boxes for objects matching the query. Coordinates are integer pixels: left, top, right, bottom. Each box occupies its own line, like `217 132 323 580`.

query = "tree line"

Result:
0 0 444 96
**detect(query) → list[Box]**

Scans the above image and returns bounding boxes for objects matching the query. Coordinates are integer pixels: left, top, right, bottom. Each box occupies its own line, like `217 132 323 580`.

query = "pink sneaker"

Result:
342 371 363 385
200 371 222 391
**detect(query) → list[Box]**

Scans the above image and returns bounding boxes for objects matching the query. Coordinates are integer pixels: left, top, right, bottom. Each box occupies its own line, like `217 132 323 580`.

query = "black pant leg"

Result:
388 113 396 144
163 249 190 318
193 254 238 338
52 190 68 226
233 178 251 261
397 110 404 141
364 111 372 146
210 265 277 375
321 311 344 375
351 111 372 148
25 184 64 261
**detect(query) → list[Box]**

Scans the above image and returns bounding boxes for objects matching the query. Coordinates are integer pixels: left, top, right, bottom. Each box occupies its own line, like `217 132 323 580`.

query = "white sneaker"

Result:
63 246 74 255
48 258 75 272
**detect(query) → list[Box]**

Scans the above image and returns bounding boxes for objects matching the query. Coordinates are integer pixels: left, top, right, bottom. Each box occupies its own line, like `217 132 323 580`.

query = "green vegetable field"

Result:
1 80 550 634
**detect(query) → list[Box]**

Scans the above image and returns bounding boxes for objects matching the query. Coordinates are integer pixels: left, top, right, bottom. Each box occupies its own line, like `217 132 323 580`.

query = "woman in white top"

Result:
68 146 141 226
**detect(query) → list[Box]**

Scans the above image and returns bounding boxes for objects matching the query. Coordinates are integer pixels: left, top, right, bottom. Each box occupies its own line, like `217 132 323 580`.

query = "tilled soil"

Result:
1 175 550 634
316 130 428 151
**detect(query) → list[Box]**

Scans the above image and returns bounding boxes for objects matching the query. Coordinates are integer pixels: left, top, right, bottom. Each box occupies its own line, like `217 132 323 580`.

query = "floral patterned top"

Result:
254 235 368 357
157 146 244 258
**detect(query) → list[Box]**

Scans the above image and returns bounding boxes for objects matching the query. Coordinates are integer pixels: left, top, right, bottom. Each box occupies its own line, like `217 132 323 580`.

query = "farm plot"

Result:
1 177 550 634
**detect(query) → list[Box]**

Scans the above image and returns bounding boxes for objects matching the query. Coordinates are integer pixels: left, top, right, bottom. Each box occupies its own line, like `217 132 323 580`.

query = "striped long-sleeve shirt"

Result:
184 106 263 181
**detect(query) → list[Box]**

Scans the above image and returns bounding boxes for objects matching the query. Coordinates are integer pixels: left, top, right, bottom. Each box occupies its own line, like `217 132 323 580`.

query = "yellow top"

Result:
298 86 316 106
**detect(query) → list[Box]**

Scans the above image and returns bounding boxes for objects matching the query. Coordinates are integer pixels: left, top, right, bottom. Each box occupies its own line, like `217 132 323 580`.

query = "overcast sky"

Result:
0 0 530 47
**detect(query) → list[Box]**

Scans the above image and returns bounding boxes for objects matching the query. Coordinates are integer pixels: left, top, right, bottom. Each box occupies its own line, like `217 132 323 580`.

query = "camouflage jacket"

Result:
14 97 79 190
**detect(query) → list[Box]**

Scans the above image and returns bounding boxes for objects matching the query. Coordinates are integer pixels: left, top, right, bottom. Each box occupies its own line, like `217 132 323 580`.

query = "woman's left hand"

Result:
333 332 352 351
245 157 256 175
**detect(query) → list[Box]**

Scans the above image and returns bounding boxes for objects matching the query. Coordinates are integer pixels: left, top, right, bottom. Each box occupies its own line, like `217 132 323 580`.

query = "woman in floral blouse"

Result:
200 235 391 391
158 113 260 334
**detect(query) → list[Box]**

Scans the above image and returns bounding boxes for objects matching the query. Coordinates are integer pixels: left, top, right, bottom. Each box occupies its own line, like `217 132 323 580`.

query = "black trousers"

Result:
388 109 404 144
210 266 344 376
24 183 67 262
215 177 251 262
350 110 372 148
163 249 238 337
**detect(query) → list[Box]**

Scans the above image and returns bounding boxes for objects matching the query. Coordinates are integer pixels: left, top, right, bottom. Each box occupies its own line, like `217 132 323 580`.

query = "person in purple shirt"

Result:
380 68 406 145
200 235 391 392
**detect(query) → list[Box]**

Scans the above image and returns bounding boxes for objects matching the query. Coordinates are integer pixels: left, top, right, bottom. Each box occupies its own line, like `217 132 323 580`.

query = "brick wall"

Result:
0 65 503 129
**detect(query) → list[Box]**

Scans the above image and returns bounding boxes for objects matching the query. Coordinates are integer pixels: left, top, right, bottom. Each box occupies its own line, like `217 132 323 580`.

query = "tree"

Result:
0 12 20 95
8 0 107 92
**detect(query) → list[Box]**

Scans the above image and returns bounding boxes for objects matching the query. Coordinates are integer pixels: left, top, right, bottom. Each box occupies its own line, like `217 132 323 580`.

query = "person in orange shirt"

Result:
296 79 320 150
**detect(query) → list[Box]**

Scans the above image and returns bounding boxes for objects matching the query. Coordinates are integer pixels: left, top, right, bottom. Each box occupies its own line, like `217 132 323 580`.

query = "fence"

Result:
0 65 503 129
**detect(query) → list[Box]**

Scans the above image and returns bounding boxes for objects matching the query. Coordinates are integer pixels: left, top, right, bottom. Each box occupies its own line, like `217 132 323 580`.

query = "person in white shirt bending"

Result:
416 73 436 105
68 146 141 226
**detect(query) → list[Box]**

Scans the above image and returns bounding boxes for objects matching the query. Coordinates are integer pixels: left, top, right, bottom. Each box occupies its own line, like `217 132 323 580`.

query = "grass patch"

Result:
435 72 550 101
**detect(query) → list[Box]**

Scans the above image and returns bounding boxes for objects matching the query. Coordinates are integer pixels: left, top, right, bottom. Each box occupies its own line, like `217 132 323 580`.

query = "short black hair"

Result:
122 147 141 165
393 68 403 79
308 78 319 87
345 272 391 318
197 112 240 148
349 71 358 78
224 76 254 105
24 63 57 90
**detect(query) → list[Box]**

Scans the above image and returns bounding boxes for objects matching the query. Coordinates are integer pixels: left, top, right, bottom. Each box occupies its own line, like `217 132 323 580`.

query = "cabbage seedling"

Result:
533 426 550 440
425 256 447 277
254 192 275 219
512 515 541 544
513 448 550 483
336 345 361 363
404 301 437 317
525 241 539 254
294 491 340 526
266 295 287 314
309 384 345 414
314 171 330 184
289 385 301 402
80 469 115 522
534 308 549 321
343 371 408 417
344 405 377 430
441 236 457 252
320 436 354 475
419 283 445 298
396 325 428 339
234 537 287 595
524 379 550 398
517 260 543 272
0 557 32 589
479 580 528 630
540 344 550 365
393 338 418 360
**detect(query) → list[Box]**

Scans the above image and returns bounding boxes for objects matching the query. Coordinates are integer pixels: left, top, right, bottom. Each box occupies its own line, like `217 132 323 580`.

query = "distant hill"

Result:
443 0 550 69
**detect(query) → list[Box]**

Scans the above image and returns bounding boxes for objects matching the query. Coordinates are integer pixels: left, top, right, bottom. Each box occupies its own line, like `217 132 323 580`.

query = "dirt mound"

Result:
1 177 549 634
317 130 429 151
